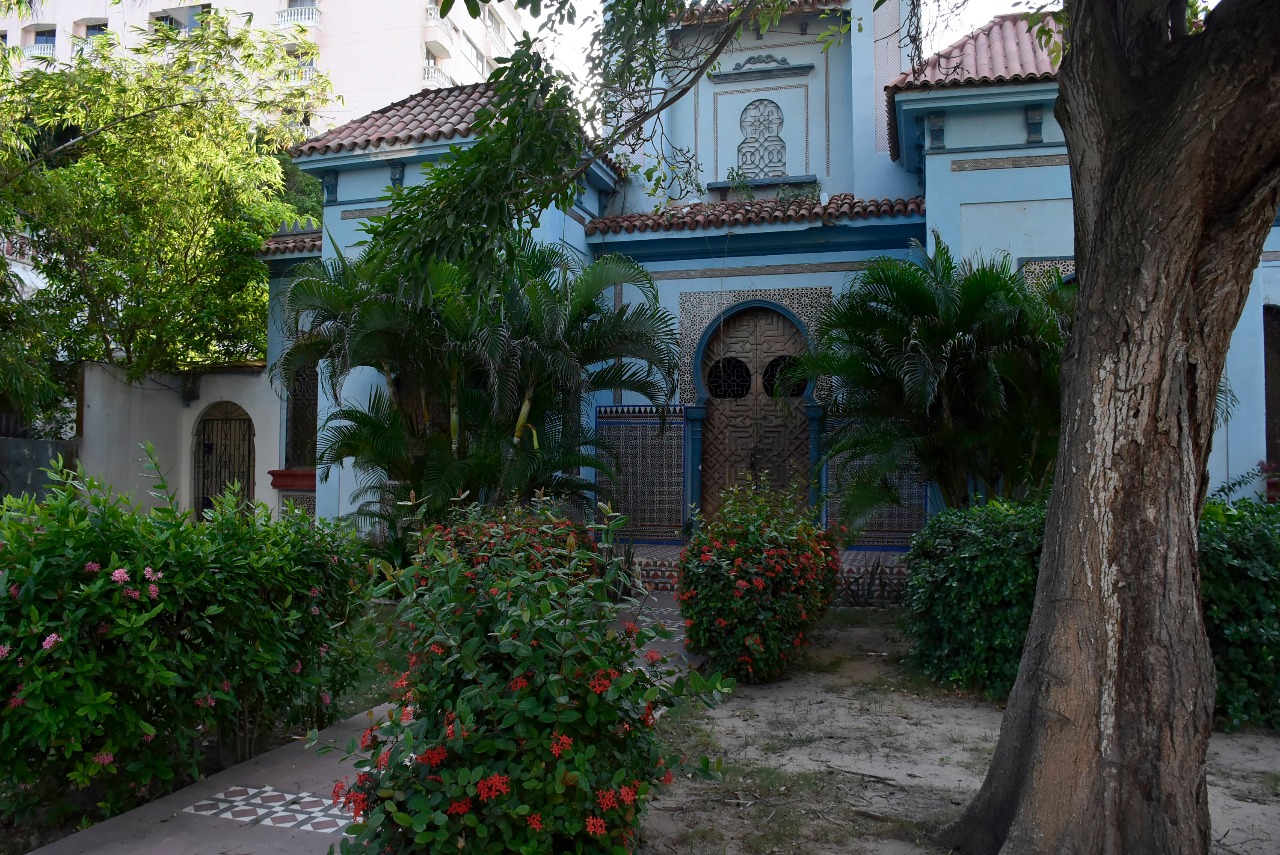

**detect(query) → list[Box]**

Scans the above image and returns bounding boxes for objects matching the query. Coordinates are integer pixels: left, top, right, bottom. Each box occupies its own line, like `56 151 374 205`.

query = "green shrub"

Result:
1200 499 1280 730
331 505 731 854
0 466 370 822
904 497 1280 730
903 500 1046 700
678 481 840 683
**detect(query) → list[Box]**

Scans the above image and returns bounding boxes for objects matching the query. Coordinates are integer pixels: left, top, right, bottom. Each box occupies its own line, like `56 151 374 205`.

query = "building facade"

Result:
74 2 1280 548
0 0 528 126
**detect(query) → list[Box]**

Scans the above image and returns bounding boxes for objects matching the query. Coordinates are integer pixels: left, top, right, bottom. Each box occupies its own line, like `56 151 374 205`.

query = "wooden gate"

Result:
194 402 255 512
700 307 809 517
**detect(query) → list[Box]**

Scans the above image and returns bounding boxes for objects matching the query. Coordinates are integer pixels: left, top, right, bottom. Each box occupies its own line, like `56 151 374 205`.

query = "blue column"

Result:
684 405 706 531
806 403 823 511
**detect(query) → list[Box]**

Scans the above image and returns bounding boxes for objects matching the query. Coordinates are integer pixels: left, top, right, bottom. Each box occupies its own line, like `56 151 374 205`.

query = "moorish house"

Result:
79 2 1280 568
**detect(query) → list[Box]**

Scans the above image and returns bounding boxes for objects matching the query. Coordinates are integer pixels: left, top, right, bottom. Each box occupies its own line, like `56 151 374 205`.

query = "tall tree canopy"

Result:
0 10 331 421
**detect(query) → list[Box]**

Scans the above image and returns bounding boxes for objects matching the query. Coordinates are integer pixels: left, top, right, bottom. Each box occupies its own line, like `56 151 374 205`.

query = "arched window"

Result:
737 99 787 179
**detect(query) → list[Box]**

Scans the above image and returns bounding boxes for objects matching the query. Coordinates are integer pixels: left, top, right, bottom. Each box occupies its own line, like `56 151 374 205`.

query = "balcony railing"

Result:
277 6 320 28
23 43 56 59
424 63 451 89
486 21 507 54
425 2 442 26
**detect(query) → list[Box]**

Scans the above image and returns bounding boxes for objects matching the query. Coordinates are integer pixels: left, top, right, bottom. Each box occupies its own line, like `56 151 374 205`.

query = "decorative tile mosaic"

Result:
183 785 351 834
597 406 685 540
630 543 907 605
678 287 833 404
1021 257 1075 286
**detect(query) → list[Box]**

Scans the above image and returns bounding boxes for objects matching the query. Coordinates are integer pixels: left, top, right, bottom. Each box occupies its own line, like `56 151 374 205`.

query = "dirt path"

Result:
641 610 1280 855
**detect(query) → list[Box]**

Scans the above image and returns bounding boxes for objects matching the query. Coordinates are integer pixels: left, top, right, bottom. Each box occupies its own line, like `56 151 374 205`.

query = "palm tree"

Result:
273 234 678 547
791 236 1074 524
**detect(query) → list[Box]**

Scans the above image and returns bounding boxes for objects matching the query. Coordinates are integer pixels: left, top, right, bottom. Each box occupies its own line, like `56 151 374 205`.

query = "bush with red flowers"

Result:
327 504 732 854
679 479 840 682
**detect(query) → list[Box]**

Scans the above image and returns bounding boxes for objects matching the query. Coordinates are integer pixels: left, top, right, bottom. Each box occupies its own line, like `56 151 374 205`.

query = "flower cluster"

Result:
679 479 840 682
330 503 732 854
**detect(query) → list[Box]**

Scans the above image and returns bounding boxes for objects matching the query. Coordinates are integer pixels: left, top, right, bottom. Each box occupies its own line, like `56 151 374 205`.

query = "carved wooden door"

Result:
700 308 809 518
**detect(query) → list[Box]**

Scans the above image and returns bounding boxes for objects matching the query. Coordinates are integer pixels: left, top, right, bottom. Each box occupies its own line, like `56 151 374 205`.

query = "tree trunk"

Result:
937 2 1280 852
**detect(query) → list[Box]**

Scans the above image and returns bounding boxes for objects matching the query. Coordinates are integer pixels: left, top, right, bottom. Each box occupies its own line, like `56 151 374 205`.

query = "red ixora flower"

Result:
417 745 447 767
585 816 607 836
619 785 636 805
596 789 618 811
446 797 472 815
509 675 529 691
476 773 510 802
588 670 613 694
526 812 543 831
644 649 663 664
550 733 573 758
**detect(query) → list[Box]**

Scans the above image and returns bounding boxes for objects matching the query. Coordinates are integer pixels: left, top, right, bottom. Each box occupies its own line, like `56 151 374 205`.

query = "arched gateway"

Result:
193 401 255 511
699 306 810 517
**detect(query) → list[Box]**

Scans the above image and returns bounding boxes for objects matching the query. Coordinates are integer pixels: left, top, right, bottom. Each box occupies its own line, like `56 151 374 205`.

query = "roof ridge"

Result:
585 194 924 236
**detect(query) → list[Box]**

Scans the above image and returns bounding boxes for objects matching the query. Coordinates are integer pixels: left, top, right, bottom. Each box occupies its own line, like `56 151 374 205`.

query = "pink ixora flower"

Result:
141 733 154 743
93 752 114 765
291 660 302 674
8 584 18 599
0 645 9 659
42 633 61 650
309 586 320 597
124 588 141 600
320 691 331 706
84 561 101 573
143 567 162 581
147 584 159 599
111 568 129 584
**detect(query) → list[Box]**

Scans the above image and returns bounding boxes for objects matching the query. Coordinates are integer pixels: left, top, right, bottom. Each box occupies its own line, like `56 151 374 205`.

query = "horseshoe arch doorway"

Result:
699 306 811 518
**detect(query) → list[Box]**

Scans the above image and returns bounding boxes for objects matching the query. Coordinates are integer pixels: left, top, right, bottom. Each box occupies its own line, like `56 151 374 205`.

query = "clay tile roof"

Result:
293 82 494 157
262 217 322 257
885 14 1062 160
584 194 924 237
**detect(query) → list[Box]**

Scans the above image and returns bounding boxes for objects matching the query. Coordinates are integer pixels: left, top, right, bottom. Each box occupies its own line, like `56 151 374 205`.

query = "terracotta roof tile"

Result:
294 83 494 157
584 194 924 236
885 14 1062 160
262 218 322 257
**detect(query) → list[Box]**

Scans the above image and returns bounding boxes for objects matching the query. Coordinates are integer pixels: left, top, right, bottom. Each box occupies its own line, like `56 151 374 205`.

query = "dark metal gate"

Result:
194 402 254 511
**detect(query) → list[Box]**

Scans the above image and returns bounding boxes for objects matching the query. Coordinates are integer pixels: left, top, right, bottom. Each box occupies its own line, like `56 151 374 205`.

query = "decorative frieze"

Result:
951 154 1069 172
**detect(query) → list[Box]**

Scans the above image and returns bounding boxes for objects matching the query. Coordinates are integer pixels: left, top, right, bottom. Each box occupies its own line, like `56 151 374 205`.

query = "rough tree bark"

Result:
936 1 1280 853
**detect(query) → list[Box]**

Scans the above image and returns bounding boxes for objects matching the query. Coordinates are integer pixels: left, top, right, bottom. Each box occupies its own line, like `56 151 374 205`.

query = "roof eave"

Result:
294 136 479 175
888 78 1060 163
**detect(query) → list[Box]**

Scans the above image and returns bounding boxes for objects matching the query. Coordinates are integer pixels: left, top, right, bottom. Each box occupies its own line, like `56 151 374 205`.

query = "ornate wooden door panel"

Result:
701 308 809 517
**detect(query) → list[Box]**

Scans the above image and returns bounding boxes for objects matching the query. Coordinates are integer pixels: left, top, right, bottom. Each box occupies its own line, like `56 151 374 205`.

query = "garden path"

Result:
30 592 689 855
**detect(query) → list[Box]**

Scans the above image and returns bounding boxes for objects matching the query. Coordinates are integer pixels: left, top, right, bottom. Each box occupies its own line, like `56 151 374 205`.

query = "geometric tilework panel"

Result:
678 286 832 404
596 406 685 540
825 443 928 549
183 785 351 834
1021 257 1075 287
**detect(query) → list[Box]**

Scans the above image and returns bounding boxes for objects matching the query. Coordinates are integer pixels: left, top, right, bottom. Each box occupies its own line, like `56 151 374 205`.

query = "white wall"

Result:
79 363 286 512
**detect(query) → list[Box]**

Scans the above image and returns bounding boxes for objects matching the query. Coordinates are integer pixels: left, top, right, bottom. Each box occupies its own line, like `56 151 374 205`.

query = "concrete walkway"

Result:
32 592 691 855
32 706 375 855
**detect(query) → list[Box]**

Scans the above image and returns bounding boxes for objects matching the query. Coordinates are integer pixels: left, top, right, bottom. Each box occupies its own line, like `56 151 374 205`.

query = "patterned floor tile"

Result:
184 786 353 834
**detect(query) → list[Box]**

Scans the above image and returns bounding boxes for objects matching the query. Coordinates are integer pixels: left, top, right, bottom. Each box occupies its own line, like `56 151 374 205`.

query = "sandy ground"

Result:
640 610 1280 855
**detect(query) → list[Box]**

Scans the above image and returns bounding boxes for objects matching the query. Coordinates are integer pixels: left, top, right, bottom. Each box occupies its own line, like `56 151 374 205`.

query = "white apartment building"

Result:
0 0 532 127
